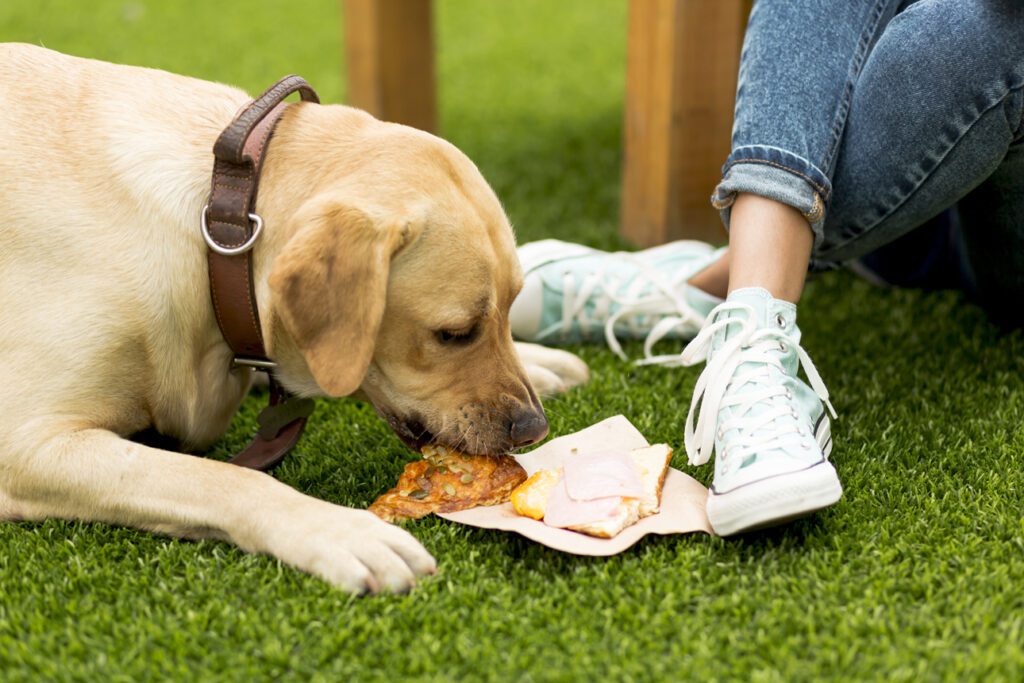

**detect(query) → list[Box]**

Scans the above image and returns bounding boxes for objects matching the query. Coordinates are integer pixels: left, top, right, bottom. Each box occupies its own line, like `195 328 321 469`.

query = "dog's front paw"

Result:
514 342 589 397
263 502 436 594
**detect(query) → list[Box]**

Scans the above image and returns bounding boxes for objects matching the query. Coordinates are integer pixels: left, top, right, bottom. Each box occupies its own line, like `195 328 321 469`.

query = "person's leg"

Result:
726 194 813 302
692 0 911 304
684 194 814 303
684 0 920 535
686 249 729 299
818 0 1024 271
713 0 910 263
690 0 1024 535
699 0 1024 312
818 0 1024 329
511 0 892 356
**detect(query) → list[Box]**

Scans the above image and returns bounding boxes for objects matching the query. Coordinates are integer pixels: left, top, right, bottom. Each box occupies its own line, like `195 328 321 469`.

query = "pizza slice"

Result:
369 445 527 523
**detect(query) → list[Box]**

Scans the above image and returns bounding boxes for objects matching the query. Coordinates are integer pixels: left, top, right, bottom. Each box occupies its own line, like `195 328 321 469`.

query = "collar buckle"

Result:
233 356 278 370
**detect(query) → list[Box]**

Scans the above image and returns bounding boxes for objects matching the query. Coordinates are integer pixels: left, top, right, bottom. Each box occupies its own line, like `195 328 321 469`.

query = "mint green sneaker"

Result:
680 287 842 536
510 239 725 362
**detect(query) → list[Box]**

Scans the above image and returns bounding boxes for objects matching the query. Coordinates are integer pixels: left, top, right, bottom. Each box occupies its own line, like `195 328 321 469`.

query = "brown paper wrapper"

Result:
438 415 713 556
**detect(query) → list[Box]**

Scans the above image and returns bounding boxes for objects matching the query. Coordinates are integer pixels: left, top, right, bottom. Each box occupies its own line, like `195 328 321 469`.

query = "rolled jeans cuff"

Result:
711 145 832 249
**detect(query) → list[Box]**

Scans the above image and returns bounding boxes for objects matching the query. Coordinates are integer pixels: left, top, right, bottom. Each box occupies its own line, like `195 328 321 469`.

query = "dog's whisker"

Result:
452 429 470 453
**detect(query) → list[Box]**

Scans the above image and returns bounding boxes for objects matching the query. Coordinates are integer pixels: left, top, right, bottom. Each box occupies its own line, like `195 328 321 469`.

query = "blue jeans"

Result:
712 0 1024 322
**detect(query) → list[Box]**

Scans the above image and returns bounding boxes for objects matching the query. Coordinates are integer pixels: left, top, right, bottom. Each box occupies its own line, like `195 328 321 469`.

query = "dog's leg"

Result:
0 489 18 521
514 342 590 397
3 428 435 593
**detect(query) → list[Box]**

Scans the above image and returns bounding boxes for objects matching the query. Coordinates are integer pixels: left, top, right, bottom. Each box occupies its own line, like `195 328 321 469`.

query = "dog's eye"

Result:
435 324 479 345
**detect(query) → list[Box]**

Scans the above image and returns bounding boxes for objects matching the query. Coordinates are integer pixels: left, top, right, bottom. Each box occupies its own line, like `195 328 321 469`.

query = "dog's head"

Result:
263 107 548 455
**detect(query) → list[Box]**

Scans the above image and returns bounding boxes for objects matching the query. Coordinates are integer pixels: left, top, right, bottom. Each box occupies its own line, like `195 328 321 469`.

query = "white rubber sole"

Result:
707 418 841 536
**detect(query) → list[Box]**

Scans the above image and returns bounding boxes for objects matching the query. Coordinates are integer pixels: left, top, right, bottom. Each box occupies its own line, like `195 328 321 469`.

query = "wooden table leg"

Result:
342 0 436 133
621 0 751 246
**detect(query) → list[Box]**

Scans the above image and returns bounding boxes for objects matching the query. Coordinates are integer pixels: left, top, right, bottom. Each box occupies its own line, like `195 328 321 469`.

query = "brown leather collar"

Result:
203 76 319 471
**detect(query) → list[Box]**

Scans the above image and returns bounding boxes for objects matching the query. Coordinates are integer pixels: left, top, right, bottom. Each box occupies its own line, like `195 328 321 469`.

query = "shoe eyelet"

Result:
779 341 787 352
775 313 786 328
785 389 793 399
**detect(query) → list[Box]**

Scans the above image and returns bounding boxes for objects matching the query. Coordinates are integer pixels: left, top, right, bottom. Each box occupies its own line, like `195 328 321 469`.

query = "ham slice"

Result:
542 476 622 528
562 450 644 501
510 443 675 539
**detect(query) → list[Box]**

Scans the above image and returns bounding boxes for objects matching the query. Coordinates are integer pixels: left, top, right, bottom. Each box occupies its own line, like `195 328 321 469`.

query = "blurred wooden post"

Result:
621 0 752 246
342 0 437 132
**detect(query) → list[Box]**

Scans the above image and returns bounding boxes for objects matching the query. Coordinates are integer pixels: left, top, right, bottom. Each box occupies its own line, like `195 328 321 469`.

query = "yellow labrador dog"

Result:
0 44 588 593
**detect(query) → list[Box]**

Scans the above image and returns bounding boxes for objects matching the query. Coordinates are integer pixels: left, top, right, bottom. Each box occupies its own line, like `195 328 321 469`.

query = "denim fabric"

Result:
712 0 1024 291
855 208 978 294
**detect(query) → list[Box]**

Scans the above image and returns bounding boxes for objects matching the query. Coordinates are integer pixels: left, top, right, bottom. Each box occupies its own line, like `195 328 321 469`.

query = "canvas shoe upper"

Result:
679 287 842 535
510 239 725 362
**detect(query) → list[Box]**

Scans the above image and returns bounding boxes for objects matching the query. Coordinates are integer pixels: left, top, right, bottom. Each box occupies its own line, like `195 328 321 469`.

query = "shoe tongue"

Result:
713 287 798 341
717 287 772 329
712 288 800 466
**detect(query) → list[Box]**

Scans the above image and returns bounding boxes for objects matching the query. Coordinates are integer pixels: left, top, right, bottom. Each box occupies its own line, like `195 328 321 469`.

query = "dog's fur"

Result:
0 44 588 593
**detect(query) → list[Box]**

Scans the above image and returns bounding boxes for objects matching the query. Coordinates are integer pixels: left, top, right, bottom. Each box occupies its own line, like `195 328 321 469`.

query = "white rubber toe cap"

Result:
707 461 843 536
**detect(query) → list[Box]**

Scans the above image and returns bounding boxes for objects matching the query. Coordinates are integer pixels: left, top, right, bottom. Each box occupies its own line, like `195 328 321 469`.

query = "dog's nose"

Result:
510 410 549 448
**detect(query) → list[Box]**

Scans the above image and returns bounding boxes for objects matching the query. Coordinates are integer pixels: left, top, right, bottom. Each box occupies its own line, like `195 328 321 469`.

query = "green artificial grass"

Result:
2 1 1023 681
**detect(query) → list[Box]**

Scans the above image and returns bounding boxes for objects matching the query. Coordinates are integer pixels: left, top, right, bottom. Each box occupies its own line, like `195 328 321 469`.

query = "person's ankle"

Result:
684 283 723 310
686 250 730 298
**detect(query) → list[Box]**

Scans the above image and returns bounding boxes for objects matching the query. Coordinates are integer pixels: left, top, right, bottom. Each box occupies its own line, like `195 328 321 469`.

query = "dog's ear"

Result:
269 202 409 397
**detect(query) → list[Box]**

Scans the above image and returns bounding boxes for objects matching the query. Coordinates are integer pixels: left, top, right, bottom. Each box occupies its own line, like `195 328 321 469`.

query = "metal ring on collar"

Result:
201 205 264 256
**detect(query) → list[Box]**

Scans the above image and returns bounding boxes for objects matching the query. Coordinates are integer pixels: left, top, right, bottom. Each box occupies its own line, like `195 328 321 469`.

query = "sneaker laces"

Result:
679 302 837 467
557 253 707 362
